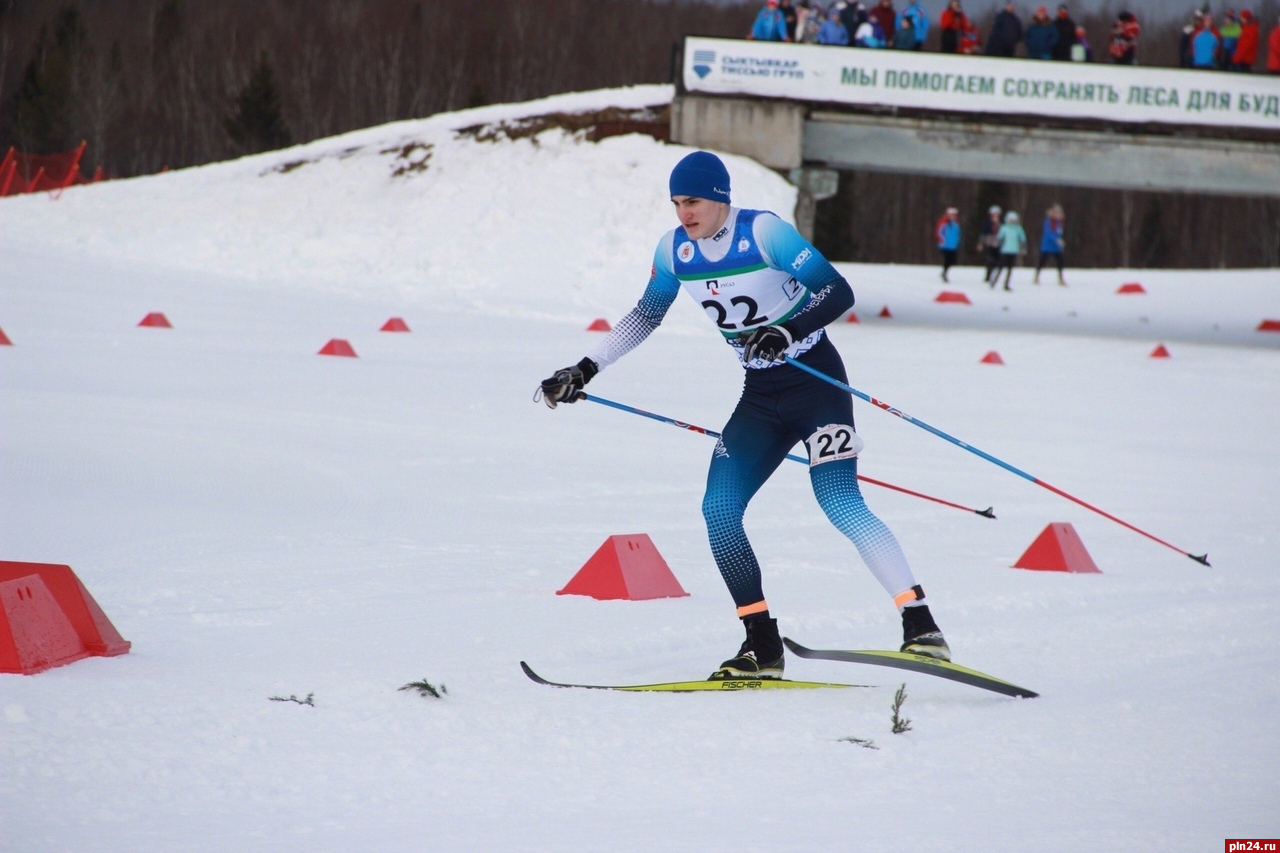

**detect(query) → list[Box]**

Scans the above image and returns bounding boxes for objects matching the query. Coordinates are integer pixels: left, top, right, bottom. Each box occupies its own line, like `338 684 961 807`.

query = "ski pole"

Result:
579 392 995 518
782 356 1210 566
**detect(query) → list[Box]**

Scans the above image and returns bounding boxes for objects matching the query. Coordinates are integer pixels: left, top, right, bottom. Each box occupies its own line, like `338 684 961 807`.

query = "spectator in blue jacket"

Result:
750 0 791 41
1026 6 1060 58
817 8 851 44
986 2 1024 56
1192 15 1221 67
1034 204 1067 285
936 207 961 282
897 0 929 49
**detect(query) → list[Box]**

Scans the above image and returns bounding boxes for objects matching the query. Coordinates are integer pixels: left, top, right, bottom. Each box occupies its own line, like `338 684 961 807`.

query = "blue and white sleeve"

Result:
586 232 681 370
753 212 854 340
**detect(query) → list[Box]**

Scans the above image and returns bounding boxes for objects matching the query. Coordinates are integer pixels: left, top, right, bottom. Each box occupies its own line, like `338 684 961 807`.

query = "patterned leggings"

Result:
701 336 918 610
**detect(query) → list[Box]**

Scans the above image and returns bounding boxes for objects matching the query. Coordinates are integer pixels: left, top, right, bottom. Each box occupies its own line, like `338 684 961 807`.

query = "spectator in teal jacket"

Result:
750 0 790 41
994 211 1027 291
1192 15 1221 68
817 9 851 45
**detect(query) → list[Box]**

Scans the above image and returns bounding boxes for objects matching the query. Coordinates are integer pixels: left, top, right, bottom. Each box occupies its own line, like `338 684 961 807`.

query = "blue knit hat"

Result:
669 151 731 204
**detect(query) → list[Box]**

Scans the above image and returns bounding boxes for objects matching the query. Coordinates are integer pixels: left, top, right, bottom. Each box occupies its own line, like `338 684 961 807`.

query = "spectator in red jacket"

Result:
1266 14 1280 73
1233 10 1260 70
870 0 898 43
939 0 969 53
1109 11 1140 65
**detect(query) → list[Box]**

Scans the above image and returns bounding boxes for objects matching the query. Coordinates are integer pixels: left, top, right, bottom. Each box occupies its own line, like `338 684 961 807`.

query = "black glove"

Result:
538 358 598 409
736 324 794 363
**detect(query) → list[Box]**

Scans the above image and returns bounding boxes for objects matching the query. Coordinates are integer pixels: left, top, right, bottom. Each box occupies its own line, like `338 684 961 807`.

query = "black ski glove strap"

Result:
538 357 598 408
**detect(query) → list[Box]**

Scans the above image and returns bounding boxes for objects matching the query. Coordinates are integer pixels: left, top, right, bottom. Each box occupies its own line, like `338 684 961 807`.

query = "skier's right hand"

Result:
537 358 598 409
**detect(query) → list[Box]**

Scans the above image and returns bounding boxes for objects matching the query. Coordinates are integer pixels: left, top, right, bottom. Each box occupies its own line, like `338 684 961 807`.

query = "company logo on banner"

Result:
683 36 1280 132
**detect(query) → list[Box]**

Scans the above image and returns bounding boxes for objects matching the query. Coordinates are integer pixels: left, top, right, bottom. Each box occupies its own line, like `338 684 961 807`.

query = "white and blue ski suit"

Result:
587 208 921 616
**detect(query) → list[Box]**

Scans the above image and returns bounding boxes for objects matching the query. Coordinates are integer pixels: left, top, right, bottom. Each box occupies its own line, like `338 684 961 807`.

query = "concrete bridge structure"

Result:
669 37 1280 236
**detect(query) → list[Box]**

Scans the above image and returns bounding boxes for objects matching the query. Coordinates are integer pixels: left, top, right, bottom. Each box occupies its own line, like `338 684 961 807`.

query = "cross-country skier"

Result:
537 151 949 678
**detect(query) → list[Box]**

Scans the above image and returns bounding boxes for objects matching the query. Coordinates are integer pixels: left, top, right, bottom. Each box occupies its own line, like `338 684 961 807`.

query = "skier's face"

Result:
672 196 730 240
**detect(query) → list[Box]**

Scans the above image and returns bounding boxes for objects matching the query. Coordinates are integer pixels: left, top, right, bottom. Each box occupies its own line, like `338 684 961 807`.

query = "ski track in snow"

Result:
1 85 1278 851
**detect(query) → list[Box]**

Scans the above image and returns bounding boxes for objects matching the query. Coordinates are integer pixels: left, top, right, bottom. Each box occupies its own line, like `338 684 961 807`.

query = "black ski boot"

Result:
901 604 951 661
715 615 785 679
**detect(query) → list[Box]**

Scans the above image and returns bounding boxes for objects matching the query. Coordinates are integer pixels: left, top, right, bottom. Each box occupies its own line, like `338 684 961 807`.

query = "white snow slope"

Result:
2 85 1278 852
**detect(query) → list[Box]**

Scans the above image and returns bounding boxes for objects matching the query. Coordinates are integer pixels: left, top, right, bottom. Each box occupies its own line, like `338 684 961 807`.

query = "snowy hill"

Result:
2 85 1278 851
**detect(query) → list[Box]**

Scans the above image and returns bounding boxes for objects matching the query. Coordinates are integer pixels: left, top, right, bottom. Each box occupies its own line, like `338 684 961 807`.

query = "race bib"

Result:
807 424 863 467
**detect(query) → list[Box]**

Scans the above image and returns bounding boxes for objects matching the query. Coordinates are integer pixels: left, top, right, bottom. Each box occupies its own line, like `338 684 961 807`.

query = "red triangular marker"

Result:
380 317 410 332
1258 319 1280 332
878 306 892 319
318 339 357 357
556 534 689 600
0 327 11 346
0 561 132 674
1149 343 1170 358
586 318 612 332
980 350 1004 365
935 291 972 304
1117 282 1146 294
1012 523 1101 574
138 312 172 328
845 312 860 323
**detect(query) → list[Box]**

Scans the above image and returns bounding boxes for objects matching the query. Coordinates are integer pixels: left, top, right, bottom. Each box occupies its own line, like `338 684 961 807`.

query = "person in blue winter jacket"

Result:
897 0 929 49
539 151 951 678
1034 204 1067 286
817 9 851 45
1192 15 1221 68
1025 6 1060 58
994 210 1028 291
749 0 791 41
936 207 961 282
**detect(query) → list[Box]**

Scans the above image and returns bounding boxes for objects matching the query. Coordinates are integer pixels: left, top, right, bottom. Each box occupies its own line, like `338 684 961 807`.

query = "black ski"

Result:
783 638 1038 698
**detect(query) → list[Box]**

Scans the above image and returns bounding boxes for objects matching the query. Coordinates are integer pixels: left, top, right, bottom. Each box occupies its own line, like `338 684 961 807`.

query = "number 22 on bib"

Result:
808 424 864 467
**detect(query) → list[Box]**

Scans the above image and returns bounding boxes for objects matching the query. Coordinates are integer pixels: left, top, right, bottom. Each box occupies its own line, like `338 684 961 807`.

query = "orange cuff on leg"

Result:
893 588 921 608
737 600 769 618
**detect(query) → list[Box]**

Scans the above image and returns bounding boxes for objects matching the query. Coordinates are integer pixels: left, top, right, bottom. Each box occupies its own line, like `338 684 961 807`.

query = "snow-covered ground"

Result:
2 85 1278 852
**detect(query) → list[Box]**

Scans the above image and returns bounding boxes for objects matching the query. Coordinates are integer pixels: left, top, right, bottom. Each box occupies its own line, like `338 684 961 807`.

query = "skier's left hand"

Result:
537 358 598 408
737 325 794 363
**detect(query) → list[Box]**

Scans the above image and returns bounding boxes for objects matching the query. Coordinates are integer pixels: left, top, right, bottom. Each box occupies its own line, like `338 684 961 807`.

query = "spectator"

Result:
897 0 929 50
817 8 851 44
936 207 961 283
1109 11 1140 65
841 0 870 34
1051 5 1078 60
855 17 888 47
1269 14 1280 73
1233 10 1259 70
797 3 827 42
939 0 969 53
894 9 921 49
869 0 897 43
977 205 1003 284
780 0 801 41
1026 7 1060 59
1072 26 1092 60
1192 14 1221 68
1220 9 1241 69
994 211 1027 292
1034 204 1067 286
750 0 791 41
960 16 983 53
986 2 1024 57
1179 11 1202 67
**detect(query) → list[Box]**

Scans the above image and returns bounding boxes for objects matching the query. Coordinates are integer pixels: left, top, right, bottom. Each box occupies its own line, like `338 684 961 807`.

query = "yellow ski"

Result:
520 661 866 692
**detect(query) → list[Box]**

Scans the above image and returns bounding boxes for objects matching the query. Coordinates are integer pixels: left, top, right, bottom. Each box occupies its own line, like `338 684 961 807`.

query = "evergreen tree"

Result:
224 50 293 155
